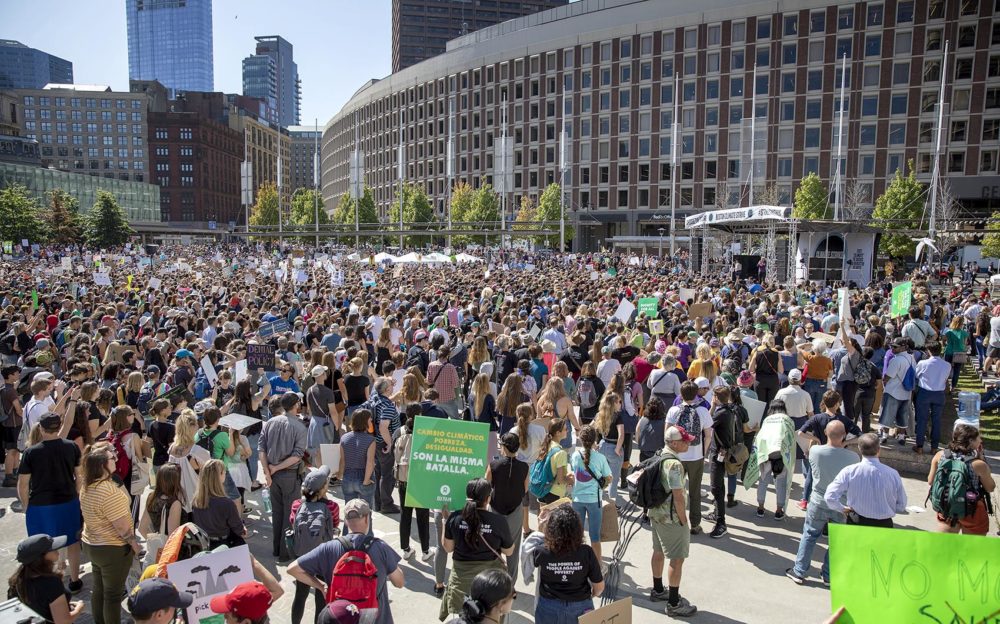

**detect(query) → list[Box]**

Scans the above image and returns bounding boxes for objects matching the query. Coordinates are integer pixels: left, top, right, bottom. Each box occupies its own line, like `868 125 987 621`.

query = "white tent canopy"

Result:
422 252 451 263
394 252 422 263
372 252 397 263
455 253 484 263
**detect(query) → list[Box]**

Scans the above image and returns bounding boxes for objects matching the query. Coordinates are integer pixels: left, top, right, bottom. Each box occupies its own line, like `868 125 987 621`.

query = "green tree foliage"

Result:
449 182 474 225
45 189 84 245
980 212 1000 260
0 184 48 245
290 189 329 227
389 183 436 247
792 173 831 220
249 182 280 227
512 195 536 235
458 183 500 246
84 190 133 248
873 164 925 259
534 183 574 249
333 187 380 242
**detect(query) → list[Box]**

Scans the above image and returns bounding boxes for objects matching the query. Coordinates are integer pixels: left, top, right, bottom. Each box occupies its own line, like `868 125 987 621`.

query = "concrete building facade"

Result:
126 0 214 93
0 40 73 90
0 91 41 166
288 126 320 193
242 36 301 128
328 0 1000 250
230 110 292 215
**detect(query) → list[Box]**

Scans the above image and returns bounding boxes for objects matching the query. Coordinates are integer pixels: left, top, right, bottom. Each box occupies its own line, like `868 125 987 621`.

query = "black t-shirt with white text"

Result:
445 509 513 562
532 544 603 602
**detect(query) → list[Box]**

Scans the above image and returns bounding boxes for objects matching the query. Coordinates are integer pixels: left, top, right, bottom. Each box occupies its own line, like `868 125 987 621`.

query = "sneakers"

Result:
785 568 805 585
650 588 670 602
797 499 808 511
421 548 437 562
401 548 414 560
878 429 888 444
666 596 698 617
689 524 703 536
756 506 765 518
710 524 728 539
774 508 786 521
896 432 907 445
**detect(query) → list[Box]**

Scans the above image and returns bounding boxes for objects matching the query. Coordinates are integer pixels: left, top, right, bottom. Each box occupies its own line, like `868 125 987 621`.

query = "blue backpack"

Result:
901 358 916 392
529 447 560 498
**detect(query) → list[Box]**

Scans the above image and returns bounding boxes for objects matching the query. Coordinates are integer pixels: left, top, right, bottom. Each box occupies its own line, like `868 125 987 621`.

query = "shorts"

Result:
521 490 540 511
26 499 82 546
988 346 1000 359
223 471 240 501
937 499 990 535
650 519 689 560
1 425 18 452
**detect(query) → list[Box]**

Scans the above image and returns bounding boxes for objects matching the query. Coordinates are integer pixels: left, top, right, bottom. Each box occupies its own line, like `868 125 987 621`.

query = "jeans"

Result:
914 389 945 449
572 500 603 543
491 503 523 579
83 543 133 624
880 395 910 430
291 579 325 624
801 456 813 502
710 459 727 523
945 354 963 388
342 471 375 536
398 481 430 552
374 441 397 510
599 440 624 500
757 460 789 509
246 433 260 483
803 379 826 414
792 505 844 581
680 459 704 527
975 336 986 369
433 510 448 584
270 469 302 559
535 596 595 623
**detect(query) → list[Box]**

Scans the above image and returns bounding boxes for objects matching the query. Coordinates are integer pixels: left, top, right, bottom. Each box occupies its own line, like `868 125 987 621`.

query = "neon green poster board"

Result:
829 524 1000 623
403 416 489 510
890 281 912 318
637 297 659 317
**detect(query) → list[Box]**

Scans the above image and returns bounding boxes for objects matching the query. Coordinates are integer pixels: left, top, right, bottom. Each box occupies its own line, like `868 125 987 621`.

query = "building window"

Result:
948 152 965 172
784 14 798 36
984 118 1000 140
838 7 853 29
897 1 914 22
867 4 883 26
810 11 825 33
889 123 906 145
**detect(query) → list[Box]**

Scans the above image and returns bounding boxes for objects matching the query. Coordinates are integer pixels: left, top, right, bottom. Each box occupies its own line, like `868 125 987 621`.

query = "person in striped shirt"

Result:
824 433 907 528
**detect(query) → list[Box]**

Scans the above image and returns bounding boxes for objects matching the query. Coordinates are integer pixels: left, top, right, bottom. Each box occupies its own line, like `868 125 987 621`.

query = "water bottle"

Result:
955 391 980 431
260 487 272 514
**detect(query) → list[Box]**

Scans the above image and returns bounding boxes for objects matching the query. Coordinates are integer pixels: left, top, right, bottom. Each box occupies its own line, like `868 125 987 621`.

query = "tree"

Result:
793 173 831 219
84 190 133 248
755 183 780 206
512 195 536 234
45 189 83 245
333 187 379 242
249 182 280 228
982 212 1000 260
456 183 500 246
0 183 48 245
843 180 873 222
290 188 329 227
389 183 436 248
534 183 574 249
449 182 476 244
872 163 925 259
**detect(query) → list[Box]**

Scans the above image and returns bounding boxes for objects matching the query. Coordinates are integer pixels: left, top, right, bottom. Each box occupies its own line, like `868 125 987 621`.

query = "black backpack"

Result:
629 450 679 511
195 429 223 457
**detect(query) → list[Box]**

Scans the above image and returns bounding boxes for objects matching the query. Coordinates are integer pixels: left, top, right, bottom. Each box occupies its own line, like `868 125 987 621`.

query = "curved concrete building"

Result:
323 0 1000 249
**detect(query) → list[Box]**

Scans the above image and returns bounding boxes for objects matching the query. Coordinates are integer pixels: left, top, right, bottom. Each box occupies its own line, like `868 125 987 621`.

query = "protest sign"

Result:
167 545 253 624
246 343 276 372
200 355 218 388
61 257 72 271
360 271 376 287
218 413 262 431
637 297 659 317
403 416 489 510
649 319 664 335
679 287 696 302
294 269 308 283
320 444 341 473
579 597 632 624
233 359 248 383
529 324 543 340
258 318 290 338
93 272 111 286
890 281 912 318
742 395 766 431
590 271 599 281
148 277 162 290
838 288 851 325
829 525 1000 623
613 298 636 325
688 302 713 318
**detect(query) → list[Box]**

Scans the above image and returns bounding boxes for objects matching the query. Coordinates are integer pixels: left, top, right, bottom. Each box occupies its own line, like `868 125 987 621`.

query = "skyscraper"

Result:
0 40 73 89
242 36 300 128
126 0 214 94
391 0 569 72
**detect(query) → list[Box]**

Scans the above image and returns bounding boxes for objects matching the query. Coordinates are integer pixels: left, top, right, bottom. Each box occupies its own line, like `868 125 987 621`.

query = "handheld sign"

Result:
218 413 262 431
649 319 665 335
403 416 489 510
579 597 632 624
246 343 276 372
613 298 636 325
258 318 290 338
199 356 218 388
890 281 912 318
637 297 659 317
167 545 253 624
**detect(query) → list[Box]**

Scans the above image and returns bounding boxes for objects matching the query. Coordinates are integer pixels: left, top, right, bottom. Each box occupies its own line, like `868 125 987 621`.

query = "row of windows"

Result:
21 96 143 109
23 109 143 122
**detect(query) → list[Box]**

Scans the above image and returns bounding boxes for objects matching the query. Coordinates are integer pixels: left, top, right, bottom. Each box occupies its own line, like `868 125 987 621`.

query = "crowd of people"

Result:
0 241 997 624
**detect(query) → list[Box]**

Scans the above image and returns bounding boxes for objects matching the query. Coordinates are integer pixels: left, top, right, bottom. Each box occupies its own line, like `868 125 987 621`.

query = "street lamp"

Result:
658 227 665 257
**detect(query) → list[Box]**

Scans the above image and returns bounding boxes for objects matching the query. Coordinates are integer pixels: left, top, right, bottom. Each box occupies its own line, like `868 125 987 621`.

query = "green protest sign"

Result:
403 416 489 510
890 281 912 318
829 525 1000 623
637 297 659 317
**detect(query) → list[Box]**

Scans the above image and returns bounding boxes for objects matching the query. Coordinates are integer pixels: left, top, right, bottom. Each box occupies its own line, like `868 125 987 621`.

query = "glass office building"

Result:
0 40 73 89
126 0 214 94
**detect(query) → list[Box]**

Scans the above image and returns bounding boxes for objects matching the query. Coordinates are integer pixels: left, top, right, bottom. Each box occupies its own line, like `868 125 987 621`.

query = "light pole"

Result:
658 227 665 257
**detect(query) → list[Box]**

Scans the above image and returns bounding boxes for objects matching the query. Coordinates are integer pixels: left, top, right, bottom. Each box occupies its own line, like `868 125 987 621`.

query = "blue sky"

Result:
4 0 392 126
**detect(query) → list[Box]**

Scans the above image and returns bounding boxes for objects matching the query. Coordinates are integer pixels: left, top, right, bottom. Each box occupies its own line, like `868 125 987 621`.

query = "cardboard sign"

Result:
246 343 276 372
148 277 162 290
93 272 111 286
613 298 636 325
838 288 851 325
167 545 254 624
258 318 290 338
688 302 713 318
679 287 696 302
579 597 632 624
233 359 248 383
829 525 1000 623
218 413 262 431
891 281 912 318
320 444 341 473
403 416 489 510
61 257 72 271
360 271 376 287
637 297 659 317
590 271 600 281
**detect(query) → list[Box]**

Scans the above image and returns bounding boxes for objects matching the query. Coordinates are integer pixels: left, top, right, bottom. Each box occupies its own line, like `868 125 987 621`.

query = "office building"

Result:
327 0 1000 250
146 91 243 224
392 0 570 72
288 126 320 192
0 91 41 166
126 0 214 93
229 106 291 212
242 36 301 128
16 84 152 183
0 40 73 89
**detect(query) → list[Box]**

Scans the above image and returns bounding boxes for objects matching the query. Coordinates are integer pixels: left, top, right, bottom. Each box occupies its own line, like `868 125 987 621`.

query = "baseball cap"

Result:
414 330 428 341
694 376 711 389
16 534 66 564
38 412 62 430
665 425 696 443
175 349 194 360
302 465 331 494
788 369 803 382
34 371 54 382
310 364 329 378
318 600 362 624
146 364 161 376
209 581 272 620
343 498 371 520
127 578 193 618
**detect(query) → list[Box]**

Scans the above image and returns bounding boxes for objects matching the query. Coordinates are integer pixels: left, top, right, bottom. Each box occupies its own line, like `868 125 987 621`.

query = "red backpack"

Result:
326 536 379 615
107 430 132 482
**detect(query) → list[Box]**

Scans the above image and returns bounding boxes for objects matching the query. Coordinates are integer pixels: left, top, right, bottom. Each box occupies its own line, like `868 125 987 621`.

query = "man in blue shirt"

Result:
268 362 300 395
914 343 951 453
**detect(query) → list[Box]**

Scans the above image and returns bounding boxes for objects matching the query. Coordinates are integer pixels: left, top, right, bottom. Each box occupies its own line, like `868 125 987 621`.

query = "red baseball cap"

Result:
666 425 696 443
209 582 271 620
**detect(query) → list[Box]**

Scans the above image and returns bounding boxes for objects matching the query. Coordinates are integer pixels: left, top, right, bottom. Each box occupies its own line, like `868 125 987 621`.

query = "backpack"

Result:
528 446 560 498
107 430 133 482
326 535 380 616
195 429 223 457
674 404 702 447
901 358 916 392
629 450 678 510
927 451 979 525
285 499 335 559
578 378 598 410
0 384 9 425
722 343 747 368
136 380 161 416
853 356 874 388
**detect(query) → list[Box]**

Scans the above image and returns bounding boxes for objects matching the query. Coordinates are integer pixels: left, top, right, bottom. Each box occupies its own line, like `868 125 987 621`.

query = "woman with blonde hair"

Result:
594 392 626 500
392 373 422 409
465 336 491 392
687 343 719 384
191 459 246 549
122 371 144 411
495 373 526 433
375 326 394 375
536 378 579 449
167 409 210 513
